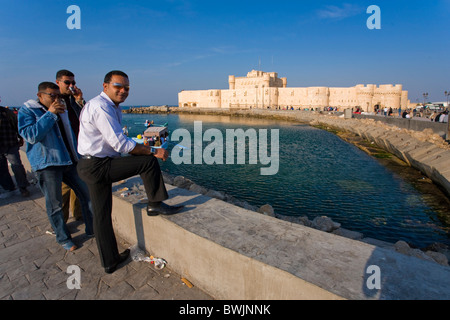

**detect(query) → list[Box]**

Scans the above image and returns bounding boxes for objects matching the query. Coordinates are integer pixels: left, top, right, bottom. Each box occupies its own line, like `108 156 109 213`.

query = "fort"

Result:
178 70 410 112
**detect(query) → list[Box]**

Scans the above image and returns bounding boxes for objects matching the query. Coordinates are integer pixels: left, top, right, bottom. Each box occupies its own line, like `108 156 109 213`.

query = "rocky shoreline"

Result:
126 106 450 266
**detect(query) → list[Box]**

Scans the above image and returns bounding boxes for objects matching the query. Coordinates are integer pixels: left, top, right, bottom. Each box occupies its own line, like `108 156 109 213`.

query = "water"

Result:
122 112 450 248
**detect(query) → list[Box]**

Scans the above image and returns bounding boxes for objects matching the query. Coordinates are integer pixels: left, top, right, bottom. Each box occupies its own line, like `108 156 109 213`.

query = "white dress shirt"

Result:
78 92 136 158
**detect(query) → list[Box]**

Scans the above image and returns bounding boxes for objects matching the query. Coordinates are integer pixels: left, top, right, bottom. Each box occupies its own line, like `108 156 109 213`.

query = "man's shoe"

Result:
147 202 184 216
19 187 30 197
104 249 130 274
62 241 78 252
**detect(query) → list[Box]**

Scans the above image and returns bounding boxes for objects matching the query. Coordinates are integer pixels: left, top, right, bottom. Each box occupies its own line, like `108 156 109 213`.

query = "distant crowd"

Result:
261 105 449 123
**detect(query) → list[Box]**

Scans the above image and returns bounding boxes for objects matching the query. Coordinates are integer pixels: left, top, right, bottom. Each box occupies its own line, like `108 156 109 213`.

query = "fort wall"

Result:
178 70 409 112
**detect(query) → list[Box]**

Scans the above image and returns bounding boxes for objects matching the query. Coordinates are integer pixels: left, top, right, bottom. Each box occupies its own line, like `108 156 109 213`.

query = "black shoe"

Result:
104 249 130 274
19 188 30 197
147 202 184 216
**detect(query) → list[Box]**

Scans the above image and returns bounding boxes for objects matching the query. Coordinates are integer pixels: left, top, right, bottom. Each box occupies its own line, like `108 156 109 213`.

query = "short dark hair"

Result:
38 82 60 92
56 69 75 80
104 70 128 84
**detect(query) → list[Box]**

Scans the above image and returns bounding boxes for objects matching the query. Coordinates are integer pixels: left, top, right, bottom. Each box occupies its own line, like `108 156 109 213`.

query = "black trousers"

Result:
77 155 168 268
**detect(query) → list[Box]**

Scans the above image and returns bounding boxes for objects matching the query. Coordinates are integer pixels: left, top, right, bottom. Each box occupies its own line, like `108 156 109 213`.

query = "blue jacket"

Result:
18 99 79 172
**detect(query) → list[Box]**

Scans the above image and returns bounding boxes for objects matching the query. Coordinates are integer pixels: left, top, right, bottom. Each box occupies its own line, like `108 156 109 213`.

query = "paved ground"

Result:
0 183 213 300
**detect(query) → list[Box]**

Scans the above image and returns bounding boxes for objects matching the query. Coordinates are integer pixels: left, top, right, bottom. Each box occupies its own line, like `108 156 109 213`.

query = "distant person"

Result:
122 125 129 136
439 111 448 122
0 102 30 197
430 111 437 122
18 82 94 251
154 136 161 146
402 110 408 118
56 69 85 223
77 70 183 274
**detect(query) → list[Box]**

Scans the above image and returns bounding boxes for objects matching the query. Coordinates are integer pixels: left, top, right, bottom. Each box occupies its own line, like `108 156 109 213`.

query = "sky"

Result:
0 0 449 106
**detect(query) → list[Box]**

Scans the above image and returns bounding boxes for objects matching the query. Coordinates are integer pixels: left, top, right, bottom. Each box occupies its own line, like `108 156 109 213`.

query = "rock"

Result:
280 215 312 227
205 189 226 201
242 202 258 211
228 198 245 207
173 176 193 189
425 251 449 266
257 204 275 217
311 216 340 232
409 248 435 262
394 241 437 264
332 228 363 240
162 172 174 184
393 240 411 255
189 183 208 195
297 216 312 227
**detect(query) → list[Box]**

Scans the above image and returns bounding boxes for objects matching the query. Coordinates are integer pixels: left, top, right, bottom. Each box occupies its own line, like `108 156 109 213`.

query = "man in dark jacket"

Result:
56 70 84 222
0 102 30 197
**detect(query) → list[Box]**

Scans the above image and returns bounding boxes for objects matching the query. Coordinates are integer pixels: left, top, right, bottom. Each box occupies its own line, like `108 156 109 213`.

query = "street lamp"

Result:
445 91 449 109
445 91 450 141
423 92 428 106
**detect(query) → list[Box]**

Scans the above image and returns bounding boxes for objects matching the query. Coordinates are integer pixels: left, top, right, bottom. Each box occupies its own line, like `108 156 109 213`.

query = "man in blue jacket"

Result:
18 82 93 251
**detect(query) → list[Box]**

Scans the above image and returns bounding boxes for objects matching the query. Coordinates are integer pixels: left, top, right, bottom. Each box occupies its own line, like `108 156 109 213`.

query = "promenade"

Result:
0 182 212 300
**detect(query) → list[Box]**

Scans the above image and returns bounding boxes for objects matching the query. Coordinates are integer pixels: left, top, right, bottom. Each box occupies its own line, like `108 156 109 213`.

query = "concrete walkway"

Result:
0 183 213 300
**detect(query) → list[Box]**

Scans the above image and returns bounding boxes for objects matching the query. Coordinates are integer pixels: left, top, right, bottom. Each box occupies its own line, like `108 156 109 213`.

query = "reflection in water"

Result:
122 113 450 248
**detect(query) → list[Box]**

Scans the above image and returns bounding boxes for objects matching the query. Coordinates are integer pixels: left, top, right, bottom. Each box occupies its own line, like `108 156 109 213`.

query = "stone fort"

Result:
178 70 409 112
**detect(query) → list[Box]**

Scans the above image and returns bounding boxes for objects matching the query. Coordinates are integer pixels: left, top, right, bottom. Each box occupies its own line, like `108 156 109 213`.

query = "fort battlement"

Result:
179 71 409 112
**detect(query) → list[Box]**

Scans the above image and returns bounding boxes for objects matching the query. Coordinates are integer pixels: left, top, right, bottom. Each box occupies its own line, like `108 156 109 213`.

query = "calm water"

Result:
122 113 450 248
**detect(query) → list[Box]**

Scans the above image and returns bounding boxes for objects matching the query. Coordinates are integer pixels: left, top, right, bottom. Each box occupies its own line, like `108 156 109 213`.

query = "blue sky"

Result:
0 0 449 106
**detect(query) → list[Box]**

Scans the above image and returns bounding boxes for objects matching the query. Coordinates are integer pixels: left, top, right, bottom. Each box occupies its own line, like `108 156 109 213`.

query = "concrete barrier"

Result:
110 177 450 300
353 114 448 138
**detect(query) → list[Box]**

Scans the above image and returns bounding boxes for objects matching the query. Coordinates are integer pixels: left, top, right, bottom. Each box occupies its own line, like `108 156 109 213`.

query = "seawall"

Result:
110 176 450 300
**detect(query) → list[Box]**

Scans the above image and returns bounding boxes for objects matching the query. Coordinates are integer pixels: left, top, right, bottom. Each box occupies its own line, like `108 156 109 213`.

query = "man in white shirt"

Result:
77 70 183 274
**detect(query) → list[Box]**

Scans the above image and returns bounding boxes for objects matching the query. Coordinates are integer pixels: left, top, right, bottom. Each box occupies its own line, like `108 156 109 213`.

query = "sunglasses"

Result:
110 82 130 91
40 92 63 100
63 80 76 86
